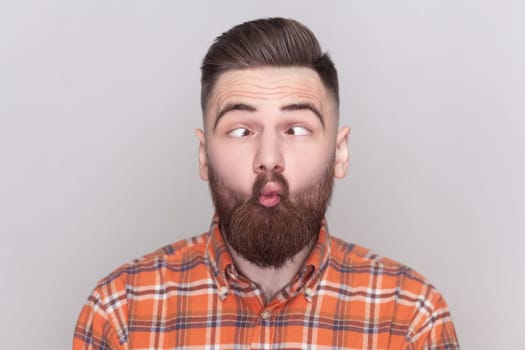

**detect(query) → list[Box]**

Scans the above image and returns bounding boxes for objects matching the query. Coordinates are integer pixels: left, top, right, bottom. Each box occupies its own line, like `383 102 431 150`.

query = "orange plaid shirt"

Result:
74 218 459 349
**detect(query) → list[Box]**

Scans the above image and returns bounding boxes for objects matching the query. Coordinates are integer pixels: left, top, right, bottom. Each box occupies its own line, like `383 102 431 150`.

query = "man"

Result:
74 18 459 349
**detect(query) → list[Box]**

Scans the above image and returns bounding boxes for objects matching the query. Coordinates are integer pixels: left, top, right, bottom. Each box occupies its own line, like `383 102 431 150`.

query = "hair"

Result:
200 17 339 114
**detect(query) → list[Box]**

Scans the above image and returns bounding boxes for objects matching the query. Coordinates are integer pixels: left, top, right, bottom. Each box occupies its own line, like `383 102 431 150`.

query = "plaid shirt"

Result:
74 218 459 349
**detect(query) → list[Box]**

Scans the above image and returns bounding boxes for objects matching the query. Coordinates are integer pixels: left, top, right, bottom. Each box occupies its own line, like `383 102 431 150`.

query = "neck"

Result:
228 242 314 303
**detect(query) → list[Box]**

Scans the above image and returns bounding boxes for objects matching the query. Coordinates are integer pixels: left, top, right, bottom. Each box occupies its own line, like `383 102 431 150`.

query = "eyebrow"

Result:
214 103 256 130
281 102 324 128
213 101 325 130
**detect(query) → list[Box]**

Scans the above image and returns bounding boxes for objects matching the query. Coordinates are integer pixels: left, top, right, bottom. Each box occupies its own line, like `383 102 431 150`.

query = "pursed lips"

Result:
258 182 283 207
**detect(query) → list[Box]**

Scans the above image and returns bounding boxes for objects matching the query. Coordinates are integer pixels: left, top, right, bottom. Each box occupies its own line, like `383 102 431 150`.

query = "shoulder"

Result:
327 235 447 318
93 232 210 297
74 233 211 345
329 235 431 288
328 236 458 345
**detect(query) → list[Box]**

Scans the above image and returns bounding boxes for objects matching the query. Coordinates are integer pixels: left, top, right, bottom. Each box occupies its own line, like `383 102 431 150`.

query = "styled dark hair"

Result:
200 17 339 113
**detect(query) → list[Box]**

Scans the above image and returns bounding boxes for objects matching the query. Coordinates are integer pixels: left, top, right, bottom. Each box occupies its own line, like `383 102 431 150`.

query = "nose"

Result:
253 131 284 175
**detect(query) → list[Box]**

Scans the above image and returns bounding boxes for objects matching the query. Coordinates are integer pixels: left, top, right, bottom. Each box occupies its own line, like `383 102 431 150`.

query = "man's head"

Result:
200 17 339 115
196 18 350 268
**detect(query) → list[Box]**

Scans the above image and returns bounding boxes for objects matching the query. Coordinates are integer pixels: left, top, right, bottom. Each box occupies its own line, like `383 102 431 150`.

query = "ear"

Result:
334 126 350 179
195 128 209 181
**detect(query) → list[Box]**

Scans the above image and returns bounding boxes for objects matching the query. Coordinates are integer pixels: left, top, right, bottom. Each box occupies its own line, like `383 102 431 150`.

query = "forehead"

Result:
206 67 334 123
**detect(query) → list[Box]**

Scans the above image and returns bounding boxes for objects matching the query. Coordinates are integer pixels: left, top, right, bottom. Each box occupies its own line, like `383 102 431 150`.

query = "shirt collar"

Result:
300 220 331 296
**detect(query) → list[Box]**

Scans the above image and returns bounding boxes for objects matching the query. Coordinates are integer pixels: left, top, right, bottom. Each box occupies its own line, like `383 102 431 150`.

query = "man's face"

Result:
196 67 350 267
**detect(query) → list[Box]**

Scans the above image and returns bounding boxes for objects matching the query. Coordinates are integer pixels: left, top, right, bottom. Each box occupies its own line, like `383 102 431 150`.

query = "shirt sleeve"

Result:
73 287 128 350
407 290 460 349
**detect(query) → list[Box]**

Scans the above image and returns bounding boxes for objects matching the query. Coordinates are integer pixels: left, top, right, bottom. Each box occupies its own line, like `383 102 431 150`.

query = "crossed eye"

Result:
285 126 310 136
228 128 252 138
228 126 310 138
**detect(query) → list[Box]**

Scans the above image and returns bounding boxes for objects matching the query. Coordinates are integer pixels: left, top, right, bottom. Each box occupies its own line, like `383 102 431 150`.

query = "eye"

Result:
286 126 310 136
227 127 252 138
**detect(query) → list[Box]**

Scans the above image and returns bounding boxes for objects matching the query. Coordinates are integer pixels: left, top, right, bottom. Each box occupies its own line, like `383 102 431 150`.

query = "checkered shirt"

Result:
74 218 459 349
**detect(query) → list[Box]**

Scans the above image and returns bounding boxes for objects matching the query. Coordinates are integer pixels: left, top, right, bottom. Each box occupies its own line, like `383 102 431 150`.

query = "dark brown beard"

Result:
208 164 334 268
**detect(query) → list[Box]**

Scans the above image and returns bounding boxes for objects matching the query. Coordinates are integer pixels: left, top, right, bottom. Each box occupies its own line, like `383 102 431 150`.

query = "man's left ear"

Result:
334 126 350 179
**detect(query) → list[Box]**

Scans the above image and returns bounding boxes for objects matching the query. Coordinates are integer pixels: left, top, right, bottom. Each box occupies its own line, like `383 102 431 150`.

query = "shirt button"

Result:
305 287 314 297
261 310 271 320
219 286 228 296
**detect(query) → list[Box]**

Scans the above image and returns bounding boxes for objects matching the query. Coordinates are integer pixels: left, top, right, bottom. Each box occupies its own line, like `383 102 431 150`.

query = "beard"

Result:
208 163 334 269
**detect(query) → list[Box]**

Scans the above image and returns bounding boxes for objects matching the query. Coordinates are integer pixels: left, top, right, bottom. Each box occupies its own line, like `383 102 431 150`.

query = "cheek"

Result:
207 145 254 195
285 145 334 194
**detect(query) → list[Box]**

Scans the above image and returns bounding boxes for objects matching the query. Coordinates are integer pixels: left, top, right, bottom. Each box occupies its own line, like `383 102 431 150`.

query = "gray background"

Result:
1 0 524 348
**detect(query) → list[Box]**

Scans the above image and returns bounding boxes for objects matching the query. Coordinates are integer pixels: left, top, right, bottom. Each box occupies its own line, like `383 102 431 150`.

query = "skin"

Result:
195 66 351 298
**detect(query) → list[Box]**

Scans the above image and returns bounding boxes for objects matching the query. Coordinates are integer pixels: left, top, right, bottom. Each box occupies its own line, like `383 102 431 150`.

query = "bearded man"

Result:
74 18 459 349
